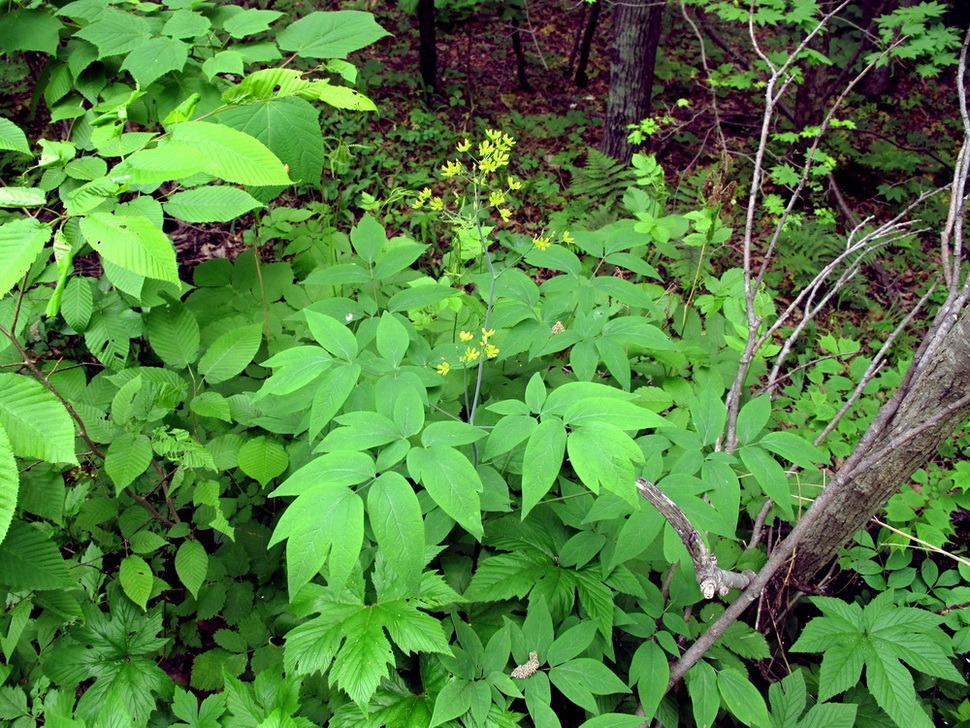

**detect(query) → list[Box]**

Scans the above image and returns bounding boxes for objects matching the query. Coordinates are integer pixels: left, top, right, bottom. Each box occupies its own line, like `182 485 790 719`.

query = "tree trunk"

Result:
574 0 601 89
792 305 970 582
417 0 437 92
601 0 665 162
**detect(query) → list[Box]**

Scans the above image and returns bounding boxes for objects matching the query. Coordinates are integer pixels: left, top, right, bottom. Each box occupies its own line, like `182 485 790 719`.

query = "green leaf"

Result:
163 186 264 223
79 213 179 284
309 363 361 439
162 9 212 39
276 11 390 59
736 395 772 445
199 323 262 384
75 8 150 57
521 418 566 517
215 97 324 187
689 385 727 446
387 284 457 312
0 218 51 298
0 117 31 154
0 187 45 207
169 121 291 186
759 431 824 468
237 436 289 486
270 484 364 597
350 213 387 264
686 661 719 728
0 425 17 547
567 422 643 504
104 433 152 491
0 373 77 464
271 452 375 498
376 312 410 367
367 472 424 594
221 8 284 37
577 717 645 728
560 397 669 430
631 641 668 723
121 36 188 87
740 445 793 519
305 309 358 360
120 555 153 610
313 83 378 111
0 10 62 55
550 658 629 713
407 445 483 540
865 651 918 728
145 303 200 369
61 276 94 332
175 540 208 599
420 421 486 448
259 346 332 397
547 621 598 667
429 679 473 727
0 521 71 589
717 669 770 728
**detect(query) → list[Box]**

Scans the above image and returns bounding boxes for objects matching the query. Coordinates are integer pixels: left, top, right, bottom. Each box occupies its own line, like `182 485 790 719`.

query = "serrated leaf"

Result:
0 218 51 298
79 213 179 284
175 540 208 599
313 83 377 110
75 8 150 57
120 555 153 610
145 302 200 369
164 186 264 223
0 521 70 589
237 436 288 486
190 392 232 422
199 323 262 384
0 187 46 207
104 433 152 491
121 36 188 87
0 117 31 154
0 425 17 547
61 276 94 332
169 121 290 186
276 11 390 59
215 97 324 187
0 373 77 464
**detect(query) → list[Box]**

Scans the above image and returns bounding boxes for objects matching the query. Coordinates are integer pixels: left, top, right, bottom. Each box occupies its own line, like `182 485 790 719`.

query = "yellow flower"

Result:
456 138 471 152
562 230 574 244
411 187 432 209
429 197 444 211
480 328 495 340
533 235 551 251
488 190 506 207
436 361 451 375
459 330 474 342
507 176 522 191
459 347 481 362
484 344 500 359
440 160 464 178
499 208 512 221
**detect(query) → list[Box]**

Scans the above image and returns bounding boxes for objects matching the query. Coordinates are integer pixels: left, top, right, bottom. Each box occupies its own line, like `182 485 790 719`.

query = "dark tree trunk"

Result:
417 0 437 92
601 0 665 162
792 306 970 582
574 0 601 89
511 16 533 92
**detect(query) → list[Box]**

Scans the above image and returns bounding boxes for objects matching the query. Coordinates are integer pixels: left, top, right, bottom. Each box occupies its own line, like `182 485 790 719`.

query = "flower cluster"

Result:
437 328 500 374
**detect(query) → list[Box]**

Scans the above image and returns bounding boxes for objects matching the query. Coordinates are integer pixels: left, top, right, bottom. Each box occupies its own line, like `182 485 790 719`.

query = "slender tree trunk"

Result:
601 0 665 162
574 0 601 88
791 305 970 582
417 0 437 92
511 16 533 91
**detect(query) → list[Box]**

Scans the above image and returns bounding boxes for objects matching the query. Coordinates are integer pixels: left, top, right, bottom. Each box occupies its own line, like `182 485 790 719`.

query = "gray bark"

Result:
792 305 970 582
602 0 665 162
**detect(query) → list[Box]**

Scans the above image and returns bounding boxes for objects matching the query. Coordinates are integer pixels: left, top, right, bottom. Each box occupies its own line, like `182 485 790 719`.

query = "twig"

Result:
636 479 754 598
